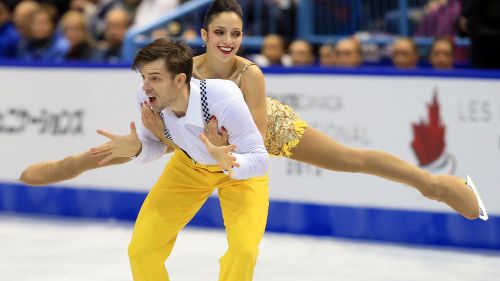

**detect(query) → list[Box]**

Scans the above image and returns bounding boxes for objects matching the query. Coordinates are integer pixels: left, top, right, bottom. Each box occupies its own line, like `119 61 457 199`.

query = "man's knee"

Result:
128 239 144 262
228 243 260 263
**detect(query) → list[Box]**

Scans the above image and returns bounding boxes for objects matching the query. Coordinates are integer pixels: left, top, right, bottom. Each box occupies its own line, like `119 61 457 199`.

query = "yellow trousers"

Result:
128 149 269 281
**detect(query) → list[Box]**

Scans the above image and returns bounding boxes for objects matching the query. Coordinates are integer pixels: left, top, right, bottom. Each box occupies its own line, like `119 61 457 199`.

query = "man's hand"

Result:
141 101 165 140
90 122 142 165
200 133 240 177
141 101 178 149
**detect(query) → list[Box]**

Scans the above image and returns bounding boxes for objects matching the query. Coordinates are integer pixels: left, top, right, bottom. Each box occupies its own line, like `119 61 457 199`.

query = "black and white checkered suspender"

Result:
161 80 210 141
159 112 173 140
200 80 211 123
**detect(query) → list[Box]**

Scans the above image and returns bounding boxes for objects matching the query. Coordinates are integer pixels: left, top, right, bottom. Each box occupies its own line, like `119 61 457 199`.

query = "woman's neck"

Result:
203 53 237 79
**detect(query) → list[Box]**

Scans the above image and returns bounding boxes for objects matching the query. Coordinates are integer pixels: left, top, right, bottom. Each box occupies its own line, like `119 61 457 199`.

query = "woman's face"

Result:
202 12 243 62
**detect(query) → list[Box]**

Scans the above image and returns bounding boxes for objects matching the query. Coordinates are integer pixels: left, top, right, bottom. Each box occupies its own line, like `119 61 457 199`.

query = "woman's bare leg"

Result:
290 127 480 219
19 151 131 186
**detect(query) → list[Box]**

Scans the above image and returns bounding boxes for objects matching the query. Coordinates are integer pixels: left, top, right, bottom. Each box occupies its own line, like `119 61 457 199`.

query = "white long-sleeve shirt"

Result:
135 78 269 180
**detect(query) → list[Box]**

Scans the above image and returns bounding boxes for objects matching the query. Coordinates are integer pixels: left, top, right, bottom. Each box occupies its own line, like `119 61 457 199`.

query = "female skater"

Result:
20 0 486 220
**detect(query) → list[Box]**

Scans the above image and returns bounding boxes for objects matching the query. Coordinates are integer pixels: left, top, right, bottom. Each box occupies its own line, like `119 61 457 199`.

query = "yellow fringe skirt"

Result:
264 97 308 157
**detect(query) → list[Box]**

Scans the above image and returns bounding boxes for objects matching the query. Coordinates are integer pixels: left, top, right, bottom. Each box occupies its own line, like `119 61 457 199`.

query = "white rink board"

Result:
1 68 499 214
265 75 500 214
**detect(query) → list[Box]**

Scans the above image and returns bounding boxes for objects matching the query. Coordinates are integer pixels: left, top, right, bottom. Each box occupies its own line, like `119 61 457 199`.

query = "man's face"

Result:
430 41 454 69
31 12 54 40
13 1 39 38
105 10 128 46
140 59 179 112
392 40 418 68
289 41 313 66
63 15 87 46
335 40 361 67
262 36 284 64
319 45 336 66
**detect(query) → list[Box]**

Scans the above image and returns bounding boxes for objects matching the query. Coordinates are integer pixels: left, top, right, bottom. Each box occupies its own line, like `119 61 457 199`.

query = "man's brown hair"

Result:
132 39 193 84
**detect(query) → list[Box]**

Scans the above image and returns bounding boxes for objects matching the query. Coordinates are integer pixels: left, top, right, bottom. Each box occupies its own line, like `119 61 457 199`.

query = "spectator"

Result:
460 0 500 68
95 7 130 63
69 0 121 41
12 0 39 45
250 34 291 67
17 4 69 62
288 39 314 66
335 37 362 67
61 10 96 61
318 42 336 67
0 0 19 58
429 38 455 69
391 37 419 69
416 0 462 37
182 26 198 41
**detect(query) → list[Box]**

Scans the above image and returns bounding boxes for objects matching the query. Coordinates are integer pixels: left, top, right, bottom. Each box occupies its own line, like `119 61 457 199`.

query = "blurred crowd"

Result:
0 0 499 69
250 0 500 70
0 0 184 63
250 34 458 70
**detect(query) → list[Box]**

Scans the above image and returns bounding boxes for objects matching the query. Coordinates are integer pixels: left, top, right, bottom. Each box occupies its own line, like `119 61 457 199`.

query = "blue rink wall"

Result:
0 182 498 250
1 64 500 250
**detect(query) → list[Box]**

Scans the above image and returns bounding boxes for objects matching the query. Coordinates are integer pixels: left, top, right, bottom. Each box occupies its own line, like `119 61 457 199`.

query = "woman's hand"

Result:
204 116 229 147
200 133 240 178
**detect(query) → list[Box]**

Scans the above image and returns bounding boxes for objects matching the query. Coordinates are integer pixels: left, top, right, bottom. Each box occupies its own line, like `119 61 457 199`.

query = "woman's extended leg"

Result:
290 127 480 219
19 151 131 186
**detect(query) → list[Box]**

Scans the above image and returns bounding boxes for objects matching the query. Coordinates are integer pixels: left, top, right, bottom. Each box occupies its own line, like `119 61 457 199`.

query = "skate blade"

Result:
466 175 489 221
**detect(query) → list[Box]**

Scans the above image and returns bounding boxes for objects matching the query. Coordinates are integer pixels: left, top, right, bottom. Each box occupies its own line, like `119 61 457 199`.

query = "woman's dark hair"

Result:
132 39 193 84
202 0 243 30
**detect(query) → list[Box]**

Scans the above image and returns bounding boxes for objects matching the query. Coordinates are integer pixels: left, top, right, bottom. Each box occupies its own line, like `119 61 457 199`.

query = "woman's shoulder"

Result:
236 56 259 69
235 56 264 83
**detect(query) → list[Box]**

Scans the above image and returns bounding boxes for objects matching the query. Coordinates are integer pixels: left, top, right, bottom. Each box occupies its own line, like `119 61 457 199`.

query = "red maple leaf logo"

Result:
411 91 446 167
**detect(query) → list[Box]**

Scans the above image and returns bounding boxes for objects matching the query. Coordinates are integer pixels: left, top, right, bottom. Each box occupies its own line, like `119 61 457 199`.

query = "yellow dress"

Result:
193 62 307 157
264 96 307 157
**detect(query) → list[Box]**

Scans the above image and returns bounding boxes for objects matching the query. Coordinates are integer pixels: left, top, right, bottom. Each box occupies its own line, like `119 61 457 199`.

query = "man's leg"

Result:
217 176 269 281
128 151 214 281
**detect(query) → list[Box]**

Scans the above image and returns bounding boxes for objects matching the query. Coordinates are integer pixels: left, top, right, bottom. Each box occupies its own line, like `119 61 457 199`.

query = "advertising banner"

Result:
1 68 499 215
